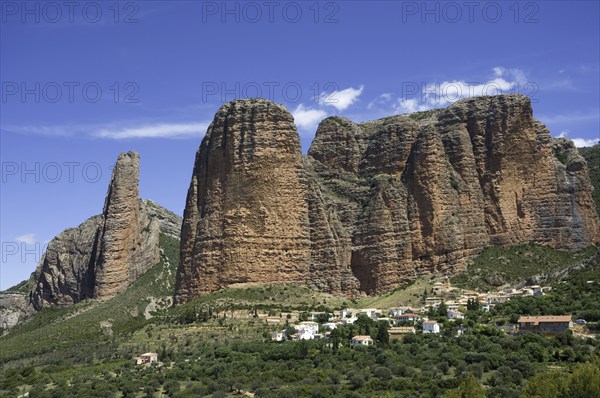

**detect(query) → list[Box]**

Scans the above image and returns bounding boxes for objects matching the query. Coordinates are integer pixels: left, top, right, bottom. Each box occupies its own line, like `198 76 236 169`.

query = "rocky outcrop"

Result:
174 99 312 303
0 293 34 332
30 215 103 308
307 95 600 294
93 151 160 299
30 152 182 309
175 95 600 301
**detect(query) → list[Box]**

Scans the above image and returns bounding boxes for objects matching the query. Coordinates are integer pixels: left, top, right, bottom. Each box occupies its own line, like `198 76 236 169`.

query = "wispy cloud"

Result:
95 122 208 139
537 111 600 125
15 233 37 245
2 121 210 140
558 130 599 148
292 104 328 131
319 85 364 111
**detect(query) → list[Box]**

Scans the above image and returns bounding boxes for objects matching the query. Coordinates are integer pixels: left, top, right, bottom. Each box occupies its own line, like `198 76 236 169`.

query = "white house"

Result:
388 308 404 317
422 320 440 334
134 352 158 365
295 321 319 339
322 322 337 330
447 310 464 320
350 335 374 347
528 285 544 297
521 288 534 297
341 316 358 325
357 308 380 319
396 313 421 323
271 332 285 342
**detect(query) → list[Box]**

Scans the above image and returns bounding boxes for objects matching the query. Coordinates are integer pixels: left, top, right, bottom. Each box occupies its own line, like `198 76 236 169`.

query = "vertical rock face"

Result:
30 152 181 309
307 95 600 294
175 99 311 303
93 151 160 299
30 216 103 309
176 95 600 301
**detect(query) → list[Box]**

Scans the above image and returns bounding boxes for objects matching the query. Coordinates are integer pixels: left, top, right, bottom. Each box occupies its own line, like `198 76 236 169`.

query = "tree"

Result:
467 299 479 311
331 327 341 353
376 321 390 345
443 374 486 398
521 372 563 398
567 360 600 397
438 301 448 318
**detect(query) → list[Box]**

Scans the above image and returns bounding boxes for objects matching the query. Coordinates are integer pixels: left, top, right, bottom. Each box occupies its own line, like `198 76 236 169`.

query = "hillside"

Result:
450 244 598 291
2 243 600 397
0 233 179 363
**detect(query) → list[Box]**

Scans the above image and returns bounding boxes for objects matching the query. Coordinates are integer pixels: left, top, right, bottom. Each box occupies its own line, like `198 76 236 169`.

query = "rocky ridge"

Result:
175 95 600 302
30 151 182 310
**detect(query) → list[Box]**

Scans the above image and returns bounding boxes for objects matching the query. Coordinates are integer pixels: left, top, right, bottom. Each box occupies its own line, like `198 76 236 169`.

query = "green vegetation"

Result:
407 108 442 121
491 255 600 325
2 242 600 397
451 244 598 291
0 233 180 362
357 278 427 309
2 325 598 397
579 143 600 217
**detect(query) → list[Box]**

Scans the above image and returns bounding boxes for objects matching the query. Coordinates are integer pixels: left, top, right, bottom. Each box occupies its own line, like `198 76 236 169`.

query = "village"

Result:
266 278 577 346
133 278 586 366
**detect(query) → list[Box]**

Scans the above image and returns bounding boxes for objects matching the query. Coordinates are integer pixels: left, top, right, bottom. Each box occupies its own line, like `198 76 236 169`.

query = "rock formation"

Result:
175 95 600 301
174 99 312 303
30 151 182 309
0 292 34 331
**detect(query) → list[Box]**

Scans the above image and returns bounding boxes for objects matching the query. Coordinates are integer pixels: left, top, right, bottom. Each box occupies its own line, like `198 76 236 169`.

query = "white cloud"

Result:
15 233 36 245
95 122 208 139
319 85 364 111
369 67 528 115
292 104 328 130
571 138 600 148
558 130 599 148
367 93 393 110
2 122 210 140
394 98 431 114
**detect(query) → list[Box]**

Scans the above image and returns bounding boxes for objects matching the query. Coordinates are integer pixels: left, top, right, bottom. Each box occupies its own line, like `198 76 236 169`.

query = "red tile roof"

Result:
517 315 572 324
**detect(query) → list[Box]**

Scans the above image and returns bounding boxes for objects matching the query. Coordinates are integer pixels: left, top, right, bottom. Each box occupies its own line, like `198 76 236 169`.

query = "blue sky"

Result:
1 1 599 289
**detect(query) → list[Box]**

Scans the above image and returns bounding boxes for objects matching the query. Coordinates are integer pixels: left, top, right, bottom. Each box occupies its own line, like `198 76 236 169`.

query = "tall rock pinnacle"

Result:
30 151 179 309
174 99 312 304
93 151 160 299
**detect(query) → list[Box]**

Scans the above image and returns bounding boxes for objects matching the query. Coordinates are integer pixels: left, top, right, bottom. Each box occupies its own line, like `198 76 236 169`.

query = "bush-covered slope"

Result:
451 244 598 291
0 234 179 363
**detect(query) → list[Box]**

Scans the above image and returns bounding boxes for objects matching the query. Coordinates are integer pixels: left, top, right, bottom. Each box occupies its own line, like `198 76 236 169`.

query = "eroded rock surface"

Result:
30 152 182 309
172 95 600 300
